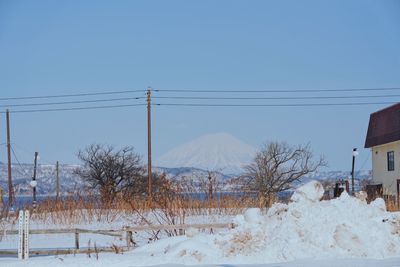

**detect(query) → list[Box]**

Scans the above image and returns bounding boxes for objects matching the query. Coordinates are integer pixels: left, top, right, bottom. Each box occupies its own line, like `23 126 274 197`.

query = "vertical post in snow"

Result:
6 109 14 207
18 210 29 260
147 87 152 203
351 148 357 196
208 172 213 213
56 161 60 200
75 230 80 250
208 172 213 200
18 210 24 260
126 231 133 249
23 210 29 259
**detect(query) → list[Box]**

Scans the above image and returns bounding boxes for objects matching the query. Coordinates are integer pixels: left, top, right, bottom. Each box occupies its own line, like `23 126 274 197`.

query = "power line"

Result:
158 87 400 93
152 94 400 100
0 94 397 108
1 87 399 101
153 101 400 107
10 145 31 177
0 89 147 101
0 101 396 113
0 90 397 113
0 96 145 108
11 143 58 166
1 86 399 104
0 103 146 114
356 152 371 174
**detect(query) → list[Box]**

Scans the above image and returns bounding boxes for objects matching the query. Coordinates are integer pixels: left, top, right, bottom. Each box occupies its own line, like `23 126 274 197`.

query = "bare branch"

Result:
240 141 327 207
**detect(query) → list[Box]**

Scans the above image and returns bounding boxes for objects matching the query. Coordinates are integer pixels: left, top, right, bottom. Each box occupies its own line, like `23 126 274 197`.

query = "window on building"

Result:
387 151 395 171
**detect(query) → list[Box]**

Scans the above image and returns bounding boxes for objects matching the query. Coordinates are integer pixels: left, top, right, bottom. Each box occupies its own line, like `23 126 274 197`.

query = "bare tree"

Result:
241 141 326 207
74 144 146 201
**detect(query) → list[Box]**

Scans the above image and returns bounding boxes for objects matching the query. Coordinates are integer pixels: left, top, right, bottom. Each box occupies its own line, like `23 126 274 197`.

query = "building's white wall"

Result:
372 140 400 196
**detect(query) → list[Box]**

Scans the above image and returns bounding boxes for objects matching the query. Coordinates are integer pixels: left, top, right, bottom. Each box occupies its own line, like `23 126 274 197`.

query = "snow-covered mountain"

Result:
156 133 256 175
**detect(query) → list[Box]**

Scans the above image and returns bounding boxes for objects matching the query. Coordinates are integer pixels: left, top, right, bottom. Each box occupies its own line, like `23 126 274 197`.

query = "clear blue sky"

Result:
0 0 400 171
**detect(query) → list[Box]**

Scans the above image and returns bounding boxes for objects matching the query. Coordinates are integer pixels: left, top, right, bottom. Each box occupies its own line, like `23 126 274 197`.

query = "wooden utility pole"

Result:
56 161 60 200
6 109 14 207
147 87 152 201
32 152 38 206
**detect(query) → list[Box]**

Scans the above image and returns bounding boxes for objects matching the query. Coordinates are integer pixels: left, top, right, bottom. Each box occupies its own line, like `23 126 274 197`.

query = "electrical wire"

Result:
1 87 400 101
0 88 398 113
153 101 400 107
0 96 145 108
0 101 395 113
10 145 31 177
0 94 397 109
356 153 371 174
157 87 400 93
11 143 59 166
0 89 148 101
152 94 400 100
0 103 146 114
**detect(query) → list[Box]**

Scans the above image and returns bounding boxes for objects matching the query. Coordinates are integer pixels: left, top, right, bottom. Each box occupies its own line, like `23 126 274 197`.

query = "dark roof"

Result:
365 103 400 148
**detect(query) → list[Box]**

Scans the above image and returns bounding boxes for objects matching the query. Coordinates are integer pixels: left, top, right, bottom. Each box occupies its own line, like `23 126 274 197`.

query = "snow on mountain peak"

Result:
156 133 256 174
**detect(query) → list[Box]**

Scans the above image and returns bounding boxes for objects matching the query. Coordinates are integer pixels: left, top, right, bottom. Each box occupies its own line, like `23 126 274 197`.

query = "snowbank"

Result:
290 180 324 202
133 181 400 265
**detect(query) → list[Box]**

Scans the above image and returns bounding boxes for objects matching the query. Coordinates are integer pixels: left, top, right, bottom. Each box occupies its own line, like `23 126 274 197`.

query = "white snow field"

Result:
1 180 400 267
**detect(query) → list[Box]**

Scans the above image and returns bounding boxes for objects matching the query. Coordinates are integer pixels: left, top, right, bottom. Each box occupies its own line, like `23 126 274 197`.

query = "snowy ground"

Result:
1 254 400 267
0 181 399 266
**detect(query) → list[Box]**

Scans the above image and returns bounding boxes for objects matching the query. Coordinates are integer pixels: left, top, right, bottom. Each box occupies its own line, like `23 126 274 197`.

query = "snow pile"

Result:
134 181 400 265
290 180 325 202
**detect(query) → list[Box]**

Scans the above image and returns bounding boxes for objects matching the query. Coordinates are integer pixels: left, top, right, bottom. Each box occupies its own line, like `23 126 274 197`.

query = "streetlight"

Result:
30 180 37 207
31 152 39 207
29 180 37 188
351 148 358 195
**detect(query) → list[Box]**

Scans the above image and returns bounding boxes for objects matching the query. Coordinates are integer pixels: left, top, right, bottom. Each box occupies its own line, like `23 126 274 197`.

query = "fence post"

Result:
75 230 80 250
126 231 133 248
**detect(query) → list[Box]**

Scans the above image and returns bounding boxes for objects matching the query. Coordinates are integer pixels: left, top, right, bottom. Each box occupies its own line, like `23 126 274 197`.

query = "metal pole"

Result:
56 161 60 200
147 88 152 201
208 172 213 200
32 152 38 206
351 148 357 195
6 109 14 207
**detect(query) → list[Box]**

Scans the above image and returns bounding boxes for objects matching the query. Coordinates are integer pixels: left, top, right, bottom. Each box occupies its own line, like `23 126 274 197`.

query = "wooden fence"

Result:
0 223 235 257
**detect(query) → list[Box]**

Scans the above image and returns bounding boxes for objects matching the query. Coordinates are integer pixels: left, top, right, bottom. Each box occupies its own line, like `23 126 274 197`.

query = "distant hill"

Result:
0 162 80 196
0 162 371 196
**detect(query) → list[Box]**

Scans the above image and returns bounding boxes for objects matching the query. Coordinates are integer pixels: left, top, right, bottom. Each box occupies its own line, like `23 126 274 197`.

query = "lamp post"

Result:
351 148 358 195
31 152 39 207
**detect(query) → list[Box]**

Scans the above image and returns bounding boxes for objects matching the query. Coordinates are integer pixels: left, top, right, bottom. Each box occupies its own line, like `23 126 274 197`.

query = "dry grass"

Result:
3 188 397 230
383 195 400 212
0 191 260 229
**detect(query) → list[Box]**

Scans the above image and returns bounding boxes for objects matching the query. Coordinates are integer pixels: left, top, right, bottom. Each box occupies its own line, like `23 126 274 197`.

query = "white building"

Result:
365 103 400 197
